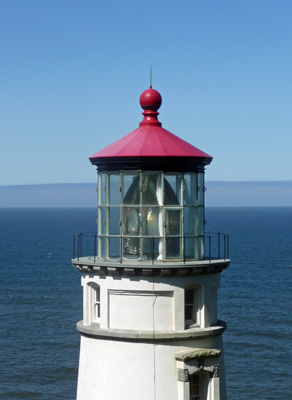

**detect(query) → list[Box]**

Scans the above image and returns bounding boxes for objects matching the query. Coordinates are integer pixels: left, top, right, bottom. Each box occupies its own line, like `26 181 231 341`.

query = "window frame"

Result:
189 373 201 400
88 282 101 324
185 286 201 328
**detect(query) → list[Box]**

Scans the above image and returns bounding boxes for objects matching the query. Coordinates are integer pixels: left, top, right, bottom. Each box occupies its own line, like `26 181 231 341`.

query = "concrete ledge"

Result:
175 348 221 361
77 320 227 342
72 258 230 277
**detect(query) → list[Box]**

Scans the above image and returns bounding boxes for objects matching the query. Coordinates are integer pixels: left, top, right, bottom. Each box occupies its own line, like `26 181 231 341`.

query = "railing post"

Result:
209 235 211 262
120 236 122 264
80 233 82 259
150 237 154 265
73 234 75 259
224 234 226 260
94 235 97 262
183 236 185 264
77 234 80 261
227 234 229 259
218 232 220 259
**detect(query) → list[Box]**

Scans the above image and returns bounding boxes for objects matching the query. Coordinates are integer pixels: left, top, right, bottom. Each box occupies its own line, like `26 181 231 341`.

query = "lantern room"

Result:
89 87 213 263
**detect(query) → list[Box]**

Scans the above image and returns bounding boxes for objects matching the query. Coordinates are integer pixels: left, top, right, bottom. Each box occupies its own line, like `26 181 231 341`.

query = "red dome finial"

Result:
139 87 162 127
139 87 162 111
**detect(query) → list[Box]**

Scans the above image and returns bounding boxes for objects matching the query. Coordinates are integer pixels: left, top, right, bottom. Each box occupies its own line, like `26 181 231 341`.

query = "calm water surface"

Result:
0 207 291 400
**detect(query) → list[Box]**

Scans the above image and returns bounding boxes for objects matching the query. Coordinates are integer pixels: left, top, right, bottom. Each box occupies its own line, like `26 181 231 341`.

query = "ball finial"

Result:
139 87 162 111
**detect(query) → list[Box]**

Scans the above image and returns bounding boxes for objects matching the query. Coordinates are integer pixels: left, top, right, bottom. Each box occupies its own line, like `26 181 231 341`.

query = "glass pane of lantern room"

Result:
123 237 141 258
184 207 195 236
198 173 204 206
165 209 182 259
99 173 106 205
98 207 106 235
183 173 196 206
123 174 140 205
184 237 195 260
198 236 204 260
164 174 181 205
166 238 181 259
142 237 160 261
109 174 120 205
142 207 161 236
166 210 181 236
123 207 140 236
109 237 120 259
183 202 196 257
99 236 106 258
142 174 161 205
197 207 204 236
109 207 120 235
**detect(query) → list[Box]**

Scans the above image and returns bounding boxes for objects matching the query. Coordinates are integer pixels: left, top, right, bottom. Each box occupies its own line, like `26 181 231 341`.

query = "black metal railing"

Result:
73 232 229 264
205 232 230 261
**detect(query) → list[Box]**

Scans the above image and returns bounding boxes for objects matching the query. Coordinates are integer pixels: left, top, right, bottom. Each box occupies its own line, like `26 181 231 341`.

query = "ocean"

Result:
0 207 291 400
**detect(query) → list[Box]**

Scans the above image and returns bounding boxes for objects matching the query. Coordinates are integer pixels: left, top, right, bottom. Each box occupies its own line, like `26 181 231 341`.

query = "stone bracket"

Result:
177 368 189 382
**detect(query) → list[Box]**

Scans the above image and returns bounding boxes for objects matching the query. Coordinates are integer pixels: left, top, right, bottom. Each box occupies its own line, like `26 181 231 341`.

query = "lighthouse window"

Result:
100 236 106 258
198 173 204 207
99 173 106 205
189 373 201 400
109 237 120 258
142 207 161 236
185 287 200 327
184 207 196 259
197 206 205 260
166 209 181 236
109 174 120 205
183 173 196 206
123 207 140 235
123 236 141 258
184 207 195 236
197 207 204 236
164 174 181 205
142 237 160 260
165 209 182 259
94 286 100 320
109 207 120 235
142 174 162 205
98 207 106 235
123 174 140 205
88 283 100 323
184 237 195 259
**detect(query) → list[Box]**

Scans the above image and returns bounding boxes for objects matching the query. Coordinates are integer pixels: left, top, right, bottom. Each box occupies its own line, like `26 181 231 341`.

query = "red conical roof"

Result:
89 87 212 161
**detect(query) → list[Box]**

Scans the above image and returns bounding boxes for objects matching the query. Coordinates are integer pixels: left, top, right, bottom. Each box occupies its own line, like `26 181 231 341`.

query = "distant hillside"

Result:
0 181 292 207
0 183 96 208
205 181 292 207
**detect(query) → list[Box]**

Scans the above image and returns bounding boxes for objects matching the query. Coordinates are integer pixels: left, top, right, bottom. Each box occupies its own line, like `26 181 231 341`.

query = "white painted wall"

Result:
109 289 174 330
81 273 221 330
77 272 225 400
77 335 227 400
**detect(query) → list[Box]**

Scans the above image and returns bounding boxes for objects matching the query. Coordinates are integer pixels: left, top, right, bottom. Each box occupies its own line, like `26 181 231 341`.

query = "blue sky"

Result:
1 0 292 185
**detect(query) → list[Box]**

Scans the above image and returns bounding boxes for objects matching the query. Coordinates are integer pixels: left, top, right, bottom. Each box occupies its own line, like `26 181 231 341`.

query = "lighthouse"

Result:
72 86 230 400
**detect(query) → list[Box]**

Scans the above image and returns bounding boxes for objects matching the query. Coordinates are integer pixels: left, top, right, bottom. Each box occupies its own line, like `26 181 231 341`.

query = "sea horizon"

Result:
1 181 292 207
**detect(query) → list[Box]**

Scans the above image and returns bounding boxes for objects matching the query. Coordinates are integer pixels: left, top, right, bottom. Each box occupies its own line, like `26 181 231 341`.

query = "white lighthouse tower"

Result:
72 86 230 400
